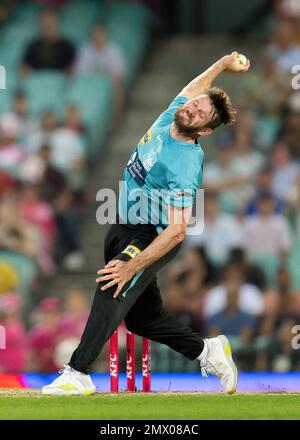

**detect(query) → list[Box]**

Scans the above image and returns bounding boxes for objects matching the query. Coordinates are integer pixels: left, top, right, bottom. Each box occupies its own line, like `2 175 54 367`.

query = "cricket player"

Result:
43 51 250 395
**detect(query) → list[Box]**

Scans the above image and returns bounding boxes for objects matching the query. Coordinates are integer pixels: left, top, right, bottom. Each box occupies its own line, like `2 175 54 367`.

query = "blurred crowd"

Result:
1 0 300 375
0 0 141 373
0 3 129 297
163 0 300 373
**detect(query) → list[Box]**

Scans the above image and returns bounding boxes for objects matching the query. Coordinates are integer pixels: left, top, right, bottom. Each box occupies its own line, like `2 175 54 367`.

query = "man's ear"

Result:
198 127 212 137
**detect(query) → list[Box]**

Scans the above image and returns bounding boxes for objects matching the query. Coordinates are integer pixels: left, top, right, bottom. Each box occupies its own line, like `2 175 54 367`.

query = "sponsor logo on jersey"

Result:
143 152 157 172
141 128 152 145
121 245 141 258
127 150 147 186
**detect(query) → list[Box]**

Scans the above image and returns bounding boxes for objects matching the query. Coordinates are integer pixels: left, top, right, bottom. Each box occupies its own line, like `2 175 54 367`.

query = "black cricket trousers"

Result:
69 222 204 374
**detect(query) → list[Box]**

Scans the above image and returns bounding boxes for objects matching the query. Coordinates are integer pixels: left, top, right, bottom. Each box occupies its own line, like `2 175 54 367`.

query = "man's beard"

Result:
174 108 202 138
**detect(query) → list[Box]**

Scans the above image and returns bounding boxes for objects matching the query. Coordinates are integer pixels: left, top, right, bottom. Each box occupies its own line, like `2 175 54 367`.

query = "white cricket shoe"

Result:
42 365 96 396
200 335 238 394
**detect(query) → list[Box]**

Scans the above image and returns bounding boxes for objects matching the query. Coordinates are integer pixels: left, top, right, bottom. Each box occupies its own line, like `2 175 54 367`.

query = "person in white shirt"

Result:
75 23 126 79
26 110 85 190
271 141 300 201
204 262 264 318
266 19 300 73
187 191 245 265
243 192 292 257
204 139 251 213
75 23 126 124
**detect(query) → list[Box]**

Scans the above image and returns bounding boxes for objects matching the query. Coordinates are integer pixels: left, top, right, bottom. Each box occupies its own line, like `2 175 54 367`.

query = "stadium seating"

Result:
0 0 150 149
0 0 151 305
65 73 113 157
23 71 67 115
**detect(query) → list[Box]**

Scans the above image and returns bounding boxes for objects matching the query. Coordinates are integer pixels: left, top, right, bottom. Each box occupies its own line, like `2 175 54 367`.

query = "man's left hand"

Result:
96 259 136 298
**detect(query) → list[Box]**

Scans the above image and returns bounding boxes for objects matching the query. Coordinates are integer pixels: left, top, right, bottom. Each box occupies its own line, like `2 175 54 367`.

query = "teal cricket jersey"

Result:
118 96 205 231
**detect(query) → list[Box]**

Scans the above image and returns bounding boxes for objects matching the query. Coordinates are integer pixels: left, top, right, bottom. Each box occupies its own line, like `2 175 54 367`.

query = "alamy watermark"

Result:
292 325 300 350
0 65 6 90
95 183 204 236
291 65 300 90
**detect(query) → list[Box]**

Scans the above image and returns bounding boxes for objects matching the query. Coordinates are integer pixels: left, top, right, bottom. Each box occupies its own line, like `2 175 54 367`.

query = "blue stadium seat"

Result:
23 71 67 115
288 239 300 290
61 0 104 45
65 74 112 155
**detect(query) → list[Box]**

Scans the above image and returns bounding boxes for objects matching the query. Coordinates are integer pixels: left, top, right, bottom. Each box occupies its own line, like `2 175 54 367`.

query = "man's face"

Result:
174 95 215 137
40 12 58 39
92 26 107 48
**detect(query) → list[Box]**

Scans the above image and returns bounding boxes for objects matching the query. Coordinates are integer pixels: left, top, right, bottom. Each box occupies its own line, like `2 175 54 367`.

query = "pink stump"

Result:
142 338 151 392
110 329 119 392
126 331 136 392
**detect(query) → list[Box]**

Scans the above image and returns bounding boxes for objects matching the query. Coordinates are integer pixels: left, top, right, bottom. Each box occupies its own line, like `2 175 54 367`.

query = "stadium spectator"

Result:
187 191 245 265
244 165 287 216
163 267 204 334
256 316 300 371
237 51 289 119
0 114 26 178
75 23 126 124
54 189 84 271
64 105 87 135
205 279 258 370
228 248 267 291
203 262 264 319
184 246 218 292
203 134 251 213
232 112 265 181
270 317 300 371
60 289 89 338
75 23 126 80
25 144 83 269
0 171 16 196
18 184 56 273
26 110 86 191
21 9 75 74
243 192 292 259
266 19 300 73
0 1 14 29
38 144 67 202
0 195 39 259
204 277 258 343
9 91 40 142
0 293 26 373
278 104 300 159
25 110 58 154
271 141 300 201
27 297 62 372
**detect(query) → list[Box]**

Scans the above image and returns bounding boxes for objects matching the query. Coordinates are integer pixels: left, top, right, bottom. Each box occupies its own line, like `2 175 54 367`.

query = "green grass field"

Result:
0 390 300 419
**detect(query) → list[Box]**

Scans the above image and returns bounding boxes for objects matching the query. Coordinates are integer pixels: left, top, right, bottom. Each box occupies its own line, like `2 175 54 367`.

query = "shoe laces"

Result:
201 360 223 379
58 364 72 375
201 366 208 378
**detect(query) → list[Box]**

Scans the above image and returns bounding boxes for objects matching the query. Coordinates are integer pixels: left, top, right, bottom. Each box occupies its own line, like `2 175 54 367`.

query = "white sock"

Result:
197 339 209 362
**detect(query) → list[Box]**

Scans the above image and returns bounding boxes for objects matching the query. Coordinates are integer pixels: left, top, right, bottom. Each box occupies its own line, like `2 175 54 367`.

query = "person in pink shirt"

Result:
0 114 27 178
18 183 57 273
0 293 27 373
27 297 62 372
60 289 89 338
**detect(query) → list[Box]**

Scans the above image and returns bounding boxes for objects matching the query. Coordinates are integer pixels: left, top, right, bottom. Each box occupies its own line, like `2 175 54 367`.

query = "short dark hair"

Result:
206 87 237 130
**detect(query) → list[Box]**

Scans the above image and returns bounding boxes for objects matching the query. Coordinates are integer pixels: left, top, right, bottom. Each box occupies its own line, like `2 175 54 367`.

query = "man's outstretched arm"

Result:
96 205 192 297
179 51 250 100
